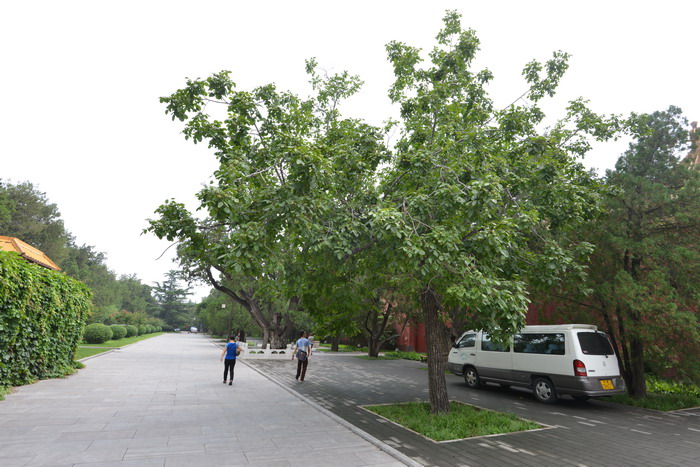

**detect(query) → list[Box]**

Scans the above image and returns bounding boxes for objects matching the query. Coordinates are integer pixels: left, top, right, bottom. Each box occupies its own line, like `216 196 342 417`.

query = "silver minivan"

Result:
448 324 626 403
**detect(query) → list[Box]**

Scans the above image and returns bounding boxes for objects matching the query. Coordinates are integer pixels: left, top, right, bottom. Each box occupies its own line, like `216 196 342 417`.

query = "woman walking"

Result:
220 335 238 385
292 331 311 382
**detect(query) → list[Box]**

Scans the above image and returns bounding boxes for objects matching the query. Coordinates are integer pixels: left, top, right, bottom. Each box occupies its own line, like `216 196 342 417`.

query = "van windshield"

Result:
577 332 614 355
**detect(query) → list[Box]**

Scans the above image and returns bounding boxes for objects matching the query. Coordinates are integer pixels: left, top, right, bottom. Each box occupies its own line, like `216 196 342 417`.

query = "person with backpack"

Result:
220 335 239 385
291 330 311 382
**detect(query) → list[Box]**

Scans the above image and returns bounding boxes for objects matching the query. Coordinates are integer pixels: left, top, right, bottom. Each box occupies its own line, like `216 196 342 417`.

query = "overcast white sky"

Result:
2 1 698 301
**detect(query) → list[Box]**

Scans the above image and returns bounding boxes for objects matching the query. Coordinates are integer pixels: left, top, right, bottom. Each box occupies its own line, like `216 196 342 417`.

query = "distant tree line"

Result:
0 180 195 329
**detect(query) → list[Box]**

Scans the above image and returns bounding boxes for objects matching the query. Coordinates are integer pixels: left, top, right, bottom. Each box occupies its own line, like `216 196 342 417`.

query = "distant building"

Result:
0 236 61 271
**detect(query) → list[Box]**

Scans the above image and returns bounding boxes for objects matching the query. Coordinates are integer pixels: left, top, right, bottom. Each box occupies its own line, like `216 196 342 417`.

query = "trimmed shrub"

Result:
109 325 127 340
0 251 91 386
137 324 147 335
83 323 113 344
125 325 138 337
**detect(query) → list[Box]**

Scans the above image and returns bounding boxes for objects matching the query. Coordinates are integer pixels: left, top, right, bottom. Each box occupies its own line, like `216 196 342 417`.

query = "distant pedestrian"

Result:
308 332 315 351
220 335 238 385
292 330 311 382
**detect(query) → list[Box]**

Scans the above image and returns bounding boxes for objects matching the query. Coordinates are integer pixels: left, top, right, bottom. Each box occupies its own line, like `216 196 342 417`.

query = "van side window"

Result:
513 333 565 355
457 333 476 348
481 334 510 352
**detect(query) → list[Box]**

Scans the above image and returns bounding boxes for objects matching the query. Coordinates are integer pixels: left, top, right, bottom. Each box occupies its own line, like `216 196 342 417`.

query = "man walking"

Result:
292 331 311 382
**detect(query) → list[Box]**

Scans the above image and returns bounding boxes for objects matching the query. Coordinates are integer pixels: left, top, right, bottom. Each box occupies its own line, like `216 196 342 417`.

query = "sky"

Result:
2 1 698 301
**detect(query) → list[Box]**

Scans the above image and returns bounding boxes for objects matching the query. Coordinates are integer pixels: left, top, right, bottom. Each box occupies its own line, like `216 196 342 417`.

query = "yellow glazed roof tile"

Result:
0 236 61 271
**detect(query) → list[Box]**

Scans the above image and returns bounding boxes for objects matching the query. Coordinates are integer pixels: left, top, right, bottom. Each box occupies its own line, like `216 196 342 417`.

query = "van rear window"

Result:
577 332 614 355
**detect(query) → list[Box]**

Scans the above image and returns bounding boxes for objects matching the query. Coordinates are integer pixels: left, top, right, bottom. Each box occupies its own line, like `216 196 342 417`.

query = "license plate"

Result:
600 379 614 390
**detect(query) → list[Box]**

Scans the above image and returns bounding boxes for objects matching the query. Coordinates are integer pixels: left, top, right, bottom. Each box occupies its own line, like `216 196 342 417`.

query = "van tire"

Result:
533 377 558 404
464 367 481 389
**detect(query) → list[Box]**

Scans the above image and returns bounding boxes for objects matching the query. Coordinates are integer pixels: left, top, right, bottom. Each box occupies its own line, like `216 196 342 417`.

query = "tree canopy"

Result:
148 10 624 413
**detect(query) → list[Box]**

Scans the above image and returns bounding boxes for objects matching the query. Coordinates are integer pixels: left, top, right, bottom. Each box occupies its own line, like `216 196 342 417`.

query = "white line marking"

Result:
578 422 596 426
498 445 520 453
630 429 652 435
688 428 700 433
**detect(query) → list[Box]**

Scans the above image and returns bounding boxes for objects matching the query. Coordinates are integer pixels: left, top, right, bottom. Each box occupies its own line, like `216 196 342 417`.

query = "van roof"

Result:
521 324 597 332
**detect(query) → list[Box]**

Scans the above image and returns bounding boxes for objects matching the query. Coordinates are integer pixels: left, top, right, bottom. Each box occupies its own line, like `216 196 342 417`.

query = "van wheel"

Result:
533 377 558 404
464 367 481 389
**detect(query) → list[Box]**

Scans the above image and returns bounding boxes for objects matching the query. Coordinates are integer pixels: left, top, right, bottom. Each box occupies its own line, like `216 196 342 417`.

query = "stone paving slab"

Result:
0 334 406 466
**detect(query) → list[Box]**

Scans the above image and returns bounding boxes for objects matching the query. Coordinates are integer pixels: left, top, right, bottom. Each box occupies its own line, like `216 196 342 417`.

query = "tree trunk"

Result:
331 335 340 352
628 335 647 397
421 285 450 414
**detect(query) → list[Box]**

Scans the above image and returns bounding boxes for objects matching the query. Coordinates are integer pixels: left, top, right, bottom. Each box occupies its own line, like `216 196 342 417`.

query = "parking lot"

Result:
247 354 700 466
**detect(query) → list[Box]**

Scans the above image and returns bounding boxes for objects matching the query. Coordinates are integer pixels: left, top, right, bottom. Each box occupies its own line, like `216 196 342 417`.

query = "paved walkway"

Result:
249 354 700 467
0 334 405 467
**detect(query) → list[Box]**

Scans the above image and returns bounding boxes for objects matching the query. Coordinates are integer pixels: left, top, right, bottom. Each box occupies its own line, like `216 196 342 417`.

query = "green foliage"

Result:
0 180 70 265
137 324 147 335
196 290 261 337
608 377 700 411
82 323 113 344
152 270 196 327
125 325 138 337
0 251 91 386
366 401 540 441
549 106 700 392
109 324 127 340
385 350 425 361
148 10 623 412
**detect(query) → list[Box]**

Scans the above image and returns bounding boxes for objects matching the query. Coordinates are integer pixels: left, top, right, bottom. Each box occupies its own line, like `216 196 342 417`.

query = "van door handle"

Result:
469 353 476 356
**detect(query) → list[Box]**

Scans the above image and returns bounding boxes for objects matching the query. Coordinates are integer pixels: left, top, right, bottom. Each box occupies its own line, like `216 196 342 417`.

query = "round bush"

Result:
109 325 127 340
83 323 113 344
137 324 148 335
145 325 153 333
125 325 138 337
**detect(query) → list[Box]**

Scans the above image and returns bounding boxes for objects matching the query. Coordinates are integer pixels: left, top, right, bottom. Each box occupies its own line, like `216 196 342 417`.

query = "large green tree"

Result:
0 180 70 265
152 270 194 327
148 11 621 413
359 12 621 412
551 107 700 396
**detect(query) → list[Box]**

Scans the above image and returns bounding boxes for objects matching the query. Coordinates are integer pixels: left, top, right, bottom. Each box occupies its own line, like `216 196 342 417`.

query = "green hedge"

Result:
0 251 92 386
110 325 127 340
125 325 138 337
83 323 113 344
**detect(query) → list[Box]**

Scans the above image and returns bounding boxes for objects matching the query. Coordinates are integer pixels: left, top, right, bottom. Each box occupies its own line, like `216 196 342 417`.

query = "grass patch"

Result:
315 344 367 352
79 332 164 348
355 355 401 360
605 378 700 411
385 350 426 361
75 347 112 359
607 393 700 411
366 401 540 441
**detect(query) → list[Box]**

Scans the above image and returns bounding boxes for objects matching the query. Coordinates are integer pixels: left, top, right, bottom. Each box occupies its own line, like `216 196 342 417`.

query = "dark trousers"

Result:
296 358 308 381
223 359 236 381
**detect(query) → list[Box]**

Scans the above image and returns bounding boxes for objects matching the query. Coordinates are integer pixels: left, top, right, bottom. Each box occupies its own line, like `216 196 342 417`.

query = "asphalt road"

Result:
247 353 700 467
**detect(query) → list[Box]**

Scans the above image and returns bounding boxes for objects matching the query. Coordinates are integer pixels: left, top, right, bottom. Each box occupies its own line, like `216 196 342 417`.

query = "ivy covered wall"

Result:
0 251 92 386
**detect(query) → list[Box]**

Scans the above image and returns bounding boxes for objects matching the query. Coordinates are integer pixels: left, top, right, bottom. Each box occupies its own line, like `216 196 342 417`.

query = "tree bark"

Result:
420 285 451 414
331 334 340 352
